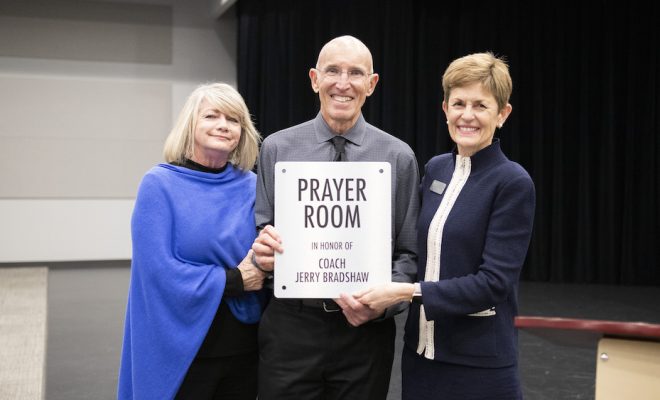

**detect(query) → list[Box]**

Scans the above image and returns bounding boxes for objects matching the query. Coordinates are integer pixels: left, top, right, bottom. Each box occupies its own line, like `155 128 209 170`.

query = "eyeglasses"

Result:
317 66 371 83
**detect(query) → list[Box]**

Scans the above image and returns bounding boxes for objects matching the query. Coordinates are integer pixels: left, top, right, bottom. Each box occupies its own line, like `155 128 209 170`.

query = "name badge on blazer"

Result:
430 180 446 195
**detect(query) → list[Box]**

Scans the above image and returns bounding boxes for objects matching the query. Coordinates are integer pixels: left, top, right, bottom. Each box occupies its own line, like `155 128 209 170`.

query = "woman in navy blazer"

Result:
355 52 535 399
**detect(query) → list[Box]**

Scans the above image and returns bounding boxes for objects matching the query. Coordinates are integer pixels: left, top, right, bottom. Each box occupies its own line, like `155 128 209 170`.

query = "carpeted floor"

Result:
0 267 47 400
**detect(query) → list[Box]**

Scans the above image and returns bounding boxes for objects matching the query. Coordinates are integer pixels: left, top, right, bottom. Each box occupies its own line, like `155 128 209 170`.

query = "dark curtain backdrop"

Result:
237 0 660 285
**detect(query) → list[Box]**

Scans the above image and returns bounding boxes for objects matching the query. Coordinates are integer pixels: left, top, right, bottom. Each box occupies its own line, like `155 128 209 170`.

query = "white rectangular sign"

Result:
274 161 392 298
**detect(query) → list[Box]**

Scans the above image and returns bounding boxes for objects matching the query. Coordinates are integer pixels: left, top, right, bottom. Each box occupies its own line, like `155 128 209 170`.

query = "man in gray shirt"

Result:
252 35 419 400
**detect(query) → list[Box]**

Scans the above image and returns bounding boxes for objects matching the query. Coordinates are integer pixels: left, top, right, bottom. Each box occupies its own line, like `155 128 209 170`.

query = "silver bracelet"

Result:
251 252 269 273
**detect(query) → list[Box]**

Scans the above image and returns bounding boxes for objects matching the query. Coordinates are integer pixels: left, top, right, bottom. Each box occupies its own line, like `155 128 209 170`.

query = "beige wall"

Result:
0 0 238 262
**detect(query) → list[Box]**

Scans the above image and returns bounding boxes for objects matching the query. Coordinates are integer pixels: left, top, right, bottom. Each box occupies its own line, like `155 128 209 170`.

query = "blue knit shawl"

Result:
118 163 262 399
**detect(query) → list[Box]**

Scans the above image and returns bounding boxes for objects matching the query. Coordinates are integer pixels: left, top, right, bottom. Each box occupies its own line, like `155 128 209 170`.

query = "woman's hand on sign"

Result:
353 282 415 311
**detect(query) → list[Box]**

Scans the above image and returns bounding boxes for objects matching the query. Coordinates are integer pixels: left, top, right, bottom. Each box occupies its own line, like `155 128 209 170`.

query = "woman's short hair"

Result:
442 52 512 111
163 82 261 171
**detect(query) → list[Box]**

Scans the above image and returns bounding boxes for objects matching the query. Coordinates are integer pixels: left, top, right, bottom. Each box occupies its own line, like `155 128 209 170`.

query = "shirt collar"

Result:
313 112 366 146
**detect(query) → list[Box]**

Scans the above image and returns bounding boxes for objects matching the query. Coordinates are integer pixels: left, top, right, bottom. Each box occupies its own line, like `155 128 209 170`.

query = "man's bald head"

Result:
316 35 374 73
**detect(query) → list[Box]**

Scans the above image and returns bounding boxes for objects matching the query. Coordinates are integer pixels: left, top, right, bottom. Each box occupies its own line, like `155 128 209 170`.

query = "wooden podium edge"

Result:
515 316 660 340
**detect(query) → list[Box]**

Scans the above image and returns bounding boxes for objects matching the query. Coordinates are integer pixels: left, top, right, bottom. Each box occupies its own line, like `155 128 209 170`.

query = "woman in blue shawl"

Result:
118 83 266 399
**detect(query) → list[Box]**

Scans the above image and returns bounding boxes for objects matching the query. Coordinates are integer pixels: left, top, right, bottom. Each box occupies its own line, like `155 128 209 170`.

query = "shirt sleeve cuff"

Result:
224 268 244 297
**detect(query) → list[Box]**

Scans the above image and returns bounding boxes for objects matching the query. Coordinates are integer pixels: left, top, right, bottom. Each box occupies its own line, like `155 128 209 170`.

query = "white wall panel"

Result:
0 199 134 262
0 75 170 198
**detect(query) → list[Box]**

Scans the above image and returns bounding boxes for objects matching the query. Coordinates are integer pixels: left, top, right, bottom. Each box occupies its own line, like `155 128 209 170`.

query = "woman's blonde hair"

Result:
442 52 512 112
163 83 261 171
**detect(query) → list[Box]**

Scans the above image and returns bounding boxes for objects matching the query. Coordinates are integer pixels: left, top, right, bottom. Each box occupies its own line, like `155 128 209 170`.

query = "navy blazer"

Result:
404 140 535 368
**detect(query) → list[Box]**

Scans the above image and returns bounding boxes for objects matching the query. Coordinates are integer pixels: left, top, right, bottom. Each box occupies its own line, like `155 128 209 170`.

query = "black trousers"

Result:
258 298 396 400
175 352 258 400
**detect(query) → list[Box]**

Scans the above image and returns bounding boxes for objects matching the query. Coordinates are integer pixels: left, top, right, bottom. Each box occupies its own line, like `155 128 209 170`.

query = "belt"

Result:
276 298 342 312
